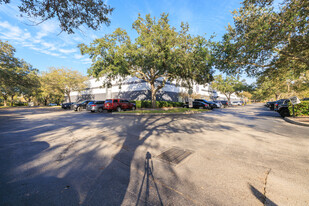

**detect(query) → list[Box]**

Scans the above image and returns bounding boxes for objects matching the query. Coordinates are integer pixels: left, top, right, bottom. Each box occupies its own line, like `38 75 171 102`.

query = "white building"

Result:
66 76 241 103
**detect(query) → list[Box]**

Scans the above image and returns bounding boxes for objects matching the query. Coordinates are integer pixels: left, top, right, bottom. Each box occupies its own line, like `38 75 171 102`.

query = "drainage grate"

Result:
157 147 193 165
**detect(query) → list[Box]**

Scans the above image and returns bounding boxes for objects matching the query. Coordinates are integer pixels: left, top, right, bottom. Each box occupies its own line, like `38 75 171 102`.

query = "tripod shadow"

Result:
136 152 163 206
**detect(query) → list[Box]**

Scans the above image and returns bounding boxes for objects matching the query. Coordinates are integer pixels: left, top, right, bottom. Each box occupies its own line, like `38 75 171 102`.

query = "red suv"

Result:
104 99 136 112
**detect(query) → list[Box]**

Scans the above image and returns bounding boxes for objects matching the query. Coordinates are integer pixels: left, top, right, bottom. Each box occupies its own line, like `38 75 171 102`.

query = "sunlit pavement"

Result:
0 104 308 205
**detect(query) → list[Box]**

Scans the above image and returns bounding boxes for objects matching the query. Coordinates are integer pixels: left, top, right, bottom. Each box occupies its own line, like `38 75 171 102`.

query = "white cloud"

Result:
59 48 77 54
74 54 84 59
80 58 92 65
0 21 31 41
35 20 59 40
40 50 61 57
41 42 57 50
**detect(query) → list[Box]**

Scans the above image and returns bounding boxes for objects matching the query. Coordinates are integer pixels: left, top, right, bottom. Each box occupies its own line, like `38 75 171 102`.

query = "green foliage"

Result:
288 101 309 117
79 13 214 108
0 0 114 34
38 67 87 105
252 68 309 101
0 40 39 106
130 100 183 108
214 0 309 77
211 75 245 102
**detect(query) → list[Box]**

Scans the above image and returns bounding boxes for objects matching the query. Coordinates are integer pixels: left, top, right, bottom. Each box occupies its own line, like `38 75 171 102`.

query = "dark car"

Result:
267 101 277 110
104 99 136 112
302 98 309 101
218 100 229 107
274 99 289 111
86 101 105 113
61 102 75 109
73 100 92 111
192 101 210 109
277 99 290 117
194 99 216 109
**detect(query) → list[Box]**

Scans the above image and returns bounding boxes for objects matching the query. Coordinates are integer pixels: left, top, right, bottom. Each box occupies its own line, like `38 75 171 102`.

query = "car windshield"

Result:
105 100 112 103
88 101 94 105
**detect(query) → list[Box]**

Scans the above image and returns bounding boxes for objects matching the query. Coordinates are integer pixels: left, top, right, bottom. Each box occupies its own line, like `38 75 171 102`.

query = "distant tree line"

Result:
0 40 86 106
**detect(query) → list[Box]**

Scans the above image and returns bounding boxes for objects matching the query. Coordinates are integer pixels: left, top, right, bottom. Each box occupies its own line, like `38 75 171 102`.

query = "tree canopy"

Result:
0 40 39 106
42 67 87 104
0 0 114 34
211 75 245 102
213 0 309 77
80 13 214 107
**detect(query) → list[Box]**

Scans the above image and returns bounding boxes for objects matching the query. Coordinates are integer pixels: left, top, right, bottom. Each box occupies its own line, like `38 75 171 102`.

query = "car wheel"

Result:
91 111 95 113
77 107 81 112
280 110 290 117
117 107 121 112
98 108 103 113
132 106 136 111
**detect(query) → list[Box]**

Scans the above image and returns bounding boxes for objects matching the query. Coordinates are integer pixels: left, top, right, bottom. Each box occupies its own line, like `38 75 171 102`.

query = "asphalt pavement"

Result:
0 104 308 205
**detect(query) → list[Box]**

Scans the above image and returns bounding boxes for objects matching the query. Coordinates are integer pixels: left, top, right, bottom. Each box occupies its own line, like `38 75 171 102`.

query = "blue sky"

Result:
0 0 256 84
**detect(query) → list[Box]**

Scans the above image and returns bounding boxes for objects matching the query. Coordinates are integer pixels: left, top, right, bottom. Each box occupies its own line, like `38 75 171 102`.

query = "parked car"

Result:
49 103 57 106
194 99 217 109
86 101 105 113
61 102 75 109
267 101 276 110
73 100 92 111
104 99 136 112
274 99 289 111
230 101 242 106
217 100 229 107
213 100 223 108
277 99 290 117
302 98 309 101
265 101 274 108
192 101 210 109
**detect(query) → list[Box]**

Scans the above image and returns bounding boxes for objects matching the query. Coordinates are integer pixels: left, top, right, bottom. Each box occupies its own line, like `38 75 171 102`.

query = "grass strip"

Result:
118 108 209 114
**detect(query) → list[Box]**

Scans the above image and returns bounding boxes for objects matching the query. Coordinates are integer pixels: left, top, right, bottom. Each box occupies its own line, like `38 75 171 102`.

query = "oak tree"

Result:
80 13 214 107
213 0 309 77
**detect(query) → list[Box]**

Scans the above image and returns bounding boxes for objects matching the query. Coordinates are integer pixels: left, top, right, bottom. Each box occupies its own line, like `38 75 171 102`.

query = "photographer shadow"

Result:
136 152 163 206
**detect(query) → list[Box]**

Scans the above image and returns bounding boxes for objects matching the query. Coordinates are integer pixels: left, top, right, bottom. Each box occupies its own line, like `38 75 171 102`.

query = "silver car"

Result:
86 101 105 113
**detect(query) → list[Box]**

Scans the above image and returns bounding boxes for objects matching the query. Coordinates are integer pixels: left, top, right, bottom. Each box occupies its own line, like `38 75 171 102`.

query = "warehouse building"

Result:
65 76 241 103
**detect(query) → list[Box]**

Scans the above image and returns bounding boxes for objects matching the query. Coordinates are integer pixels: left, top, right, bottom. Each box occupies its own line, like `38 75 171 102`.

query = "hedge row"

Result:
288 101 309 116
130 100 184 108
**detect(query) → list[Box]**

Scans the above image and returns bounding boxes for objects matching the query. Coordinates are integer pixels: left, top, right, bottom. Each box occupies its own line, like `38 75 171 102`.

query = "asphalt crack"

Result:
263 168 271 205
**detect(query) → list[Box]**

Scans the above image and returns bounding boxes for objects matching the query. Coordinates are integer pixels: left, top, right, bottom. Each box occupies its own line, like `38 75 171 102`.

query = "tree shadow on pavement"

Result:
249 184 278 206
0 109 235 205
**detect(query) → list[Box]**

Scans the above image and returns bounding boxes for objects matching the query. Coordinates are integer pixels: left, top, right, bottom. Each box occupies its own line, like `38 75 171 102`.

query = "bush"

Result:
288 101 309 116
130 100 183 108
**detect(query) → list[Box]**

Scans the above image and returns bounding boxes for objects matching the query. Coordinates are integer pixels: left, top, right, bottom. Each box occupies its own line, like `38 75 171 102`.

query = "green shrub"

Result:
288 101 309 116
130 100 183 108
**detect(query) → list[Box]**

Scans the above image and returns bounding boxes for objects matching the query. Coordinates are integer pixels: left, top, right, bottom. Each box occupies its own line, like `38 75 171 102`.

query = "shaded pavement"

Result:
0 104 308 205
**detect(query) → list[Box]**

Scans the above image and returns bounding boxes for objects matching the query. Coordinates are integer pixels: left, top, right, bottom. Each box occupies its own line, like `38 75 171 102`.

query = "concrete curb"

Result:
284 117 309 127
112 110 211 116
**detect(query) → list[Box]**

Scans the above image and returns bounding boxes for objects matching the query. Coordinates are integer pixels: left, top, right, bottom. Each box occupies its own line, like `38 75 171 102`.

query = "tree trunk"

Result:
10 95 14 107
3 95 8 106
150 83 157 108
68 94 71 104
224 93 231 103
44 98 48 106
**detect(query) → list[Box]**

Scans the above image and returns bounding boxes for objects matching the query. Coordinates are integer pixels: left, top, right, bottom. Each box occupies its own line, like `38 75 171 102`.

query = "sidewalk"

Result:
284 116 309 127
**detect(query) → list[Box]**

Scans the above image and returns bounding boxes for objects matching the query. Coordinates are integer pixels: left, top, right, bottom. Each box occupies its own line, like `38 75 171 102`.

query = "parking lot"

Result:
1 104 309 205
